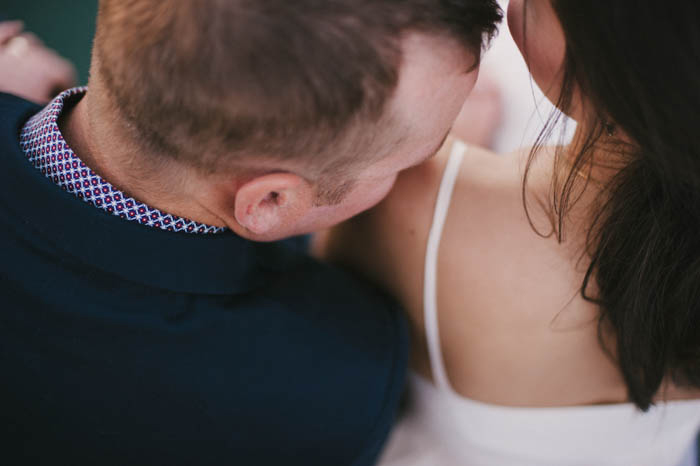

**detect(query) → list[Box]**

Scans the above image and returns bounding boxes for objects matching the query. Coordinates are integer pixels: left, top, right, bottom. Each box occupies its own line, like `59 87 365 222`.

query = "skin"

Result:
323 0 696 406
0 21 76 104
507 0 567 113
59 32 478 242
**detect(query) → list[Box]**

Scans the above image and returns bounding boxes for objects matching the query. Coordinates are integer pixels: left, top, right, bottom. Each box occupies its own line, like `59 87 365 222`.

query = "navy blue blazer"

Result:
0 93 409 465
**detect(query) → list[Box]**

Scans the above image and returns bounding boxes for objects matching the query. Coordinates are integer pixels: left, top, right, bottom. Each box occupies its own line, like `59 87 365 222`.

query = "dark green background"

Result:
3 0 98 84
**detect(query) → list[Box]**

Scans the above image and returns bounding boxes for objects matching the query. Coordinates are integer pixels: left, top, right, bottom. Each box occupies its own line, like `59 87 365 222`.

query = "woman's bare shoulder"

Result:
438 142 588 326
320 138 494 304
325 139 540 266
455 143 553 193
442 143 537 239
382 139 531 224
448 142 559 235
360 138 523 257
320 138 558 308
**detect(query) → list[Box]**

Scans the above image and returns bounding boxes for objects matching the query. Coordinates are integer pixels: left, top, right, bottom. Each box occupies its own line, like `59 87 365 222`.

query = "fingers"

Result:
0 20 24 45
0 24 78 103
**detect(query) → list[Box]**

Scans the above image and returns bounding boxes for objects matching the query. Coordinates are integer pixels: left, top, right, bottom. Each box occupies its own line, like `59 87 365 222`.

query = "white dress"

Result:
378 141 700 466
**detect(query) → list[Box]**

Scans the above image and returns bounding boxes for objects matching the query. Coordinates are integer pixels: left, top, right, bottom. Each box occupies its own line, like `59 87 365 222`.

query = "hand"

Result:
0 20 77 104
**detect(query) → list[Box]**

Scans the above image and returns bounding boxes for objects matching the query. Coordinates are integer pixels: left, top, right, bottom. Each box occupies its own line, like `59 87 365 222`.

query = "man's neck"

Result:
58 92 227 228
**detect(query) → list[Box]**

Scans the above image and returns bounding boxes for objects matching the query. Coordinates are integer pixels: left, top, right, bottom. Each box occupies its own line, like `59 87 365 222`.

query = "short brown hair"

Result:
95 0 501 178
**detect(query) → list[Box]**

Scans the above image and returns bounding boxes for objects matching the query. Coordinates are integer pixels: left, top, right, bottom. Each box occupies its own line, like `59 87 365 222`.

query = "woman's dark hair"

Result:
525 1 700 410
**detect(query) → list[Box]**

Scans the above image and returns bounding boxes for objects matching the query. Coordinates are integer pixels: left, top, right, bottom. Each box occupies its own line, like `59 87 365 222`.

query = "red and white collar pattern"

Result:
19 87 226 234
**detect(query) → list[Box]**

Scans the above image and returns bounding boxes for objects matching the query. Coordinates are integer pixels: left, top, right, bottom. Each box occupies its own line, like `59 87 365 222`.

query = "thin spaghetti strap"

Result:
423 140 467 392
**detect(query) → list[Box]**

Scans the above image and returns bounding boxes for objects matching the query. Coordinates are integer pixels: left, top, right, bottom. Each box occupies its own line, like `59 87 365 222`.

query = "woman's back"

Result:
324 139 700 464
420 140 625 407
328 138 686 406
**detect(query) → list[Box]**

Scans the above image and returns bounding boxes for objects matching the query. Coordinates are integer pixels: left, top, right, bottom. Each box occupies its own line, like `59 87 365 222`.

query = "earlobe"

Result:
232 172 312 239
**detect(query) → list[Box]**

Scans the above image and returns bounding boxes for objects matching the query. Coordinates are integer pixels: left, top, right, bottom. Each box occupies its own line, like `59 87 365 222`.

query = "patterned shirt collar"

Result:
19 87 226 234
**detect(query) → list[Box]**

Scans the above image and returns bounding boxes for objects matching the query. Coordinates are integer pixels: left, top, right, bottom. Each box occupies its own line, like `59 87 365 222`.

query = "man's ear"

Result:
233 172 314 241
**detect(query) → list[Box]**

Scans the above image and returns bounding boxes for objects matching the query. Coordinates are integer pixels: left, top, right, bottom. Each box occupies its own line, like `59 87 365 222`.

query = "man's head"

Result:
91 0 501 241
